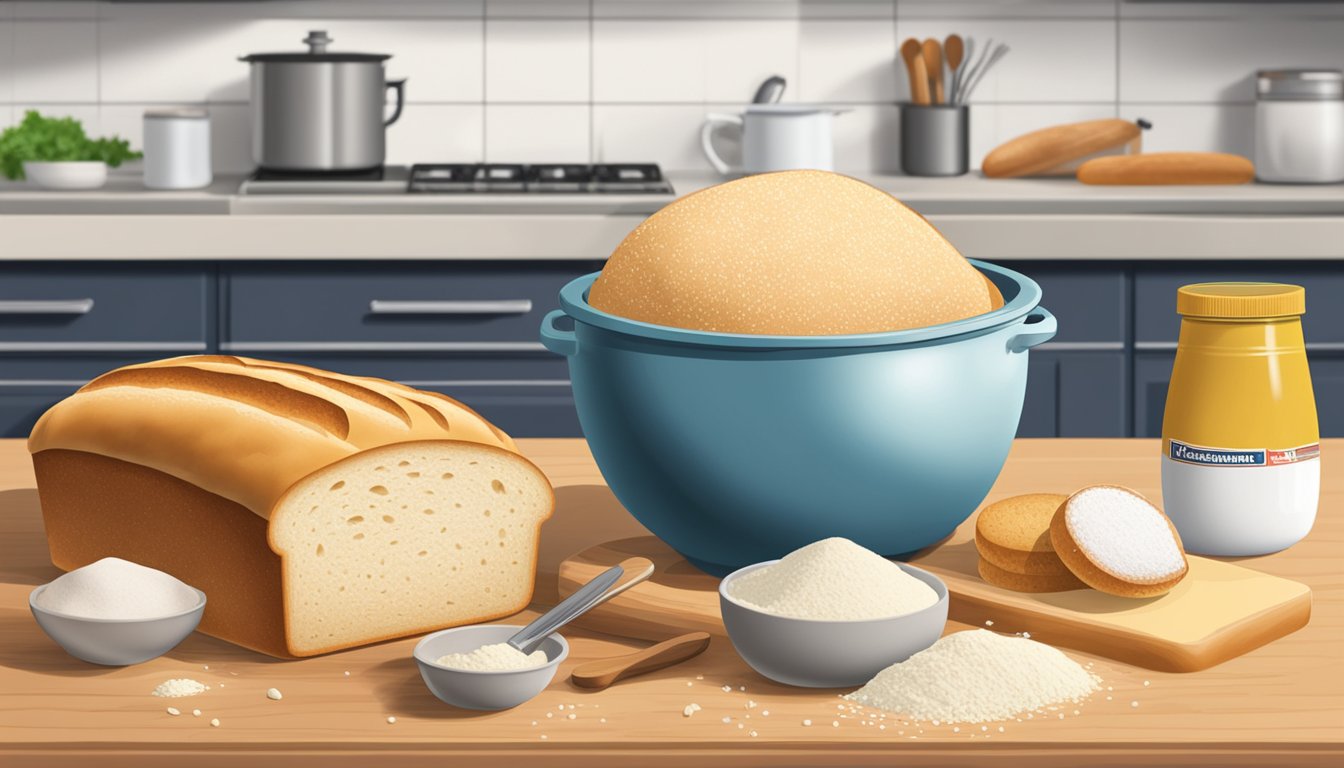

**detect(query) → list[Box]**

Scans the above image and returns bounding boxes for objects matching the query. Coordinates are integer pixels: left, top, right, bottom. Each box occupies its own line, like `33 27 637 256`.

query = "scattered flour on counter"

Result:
844 630 1100 724
36 558 199 620
725 538 938 620
436 642 547 672
152 679 209 698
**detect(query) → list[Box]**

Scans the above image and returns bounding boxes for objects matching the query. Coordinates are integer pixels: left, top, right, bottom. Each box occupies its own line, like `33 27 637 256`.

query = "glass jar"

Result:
1254 69 1344 183
1161 283 1319 556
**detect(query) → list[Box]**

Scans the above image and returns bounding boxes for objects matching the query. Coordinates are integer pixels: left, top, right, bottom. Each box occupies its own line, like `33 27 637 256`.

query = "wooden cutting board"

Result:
558 535 1311 672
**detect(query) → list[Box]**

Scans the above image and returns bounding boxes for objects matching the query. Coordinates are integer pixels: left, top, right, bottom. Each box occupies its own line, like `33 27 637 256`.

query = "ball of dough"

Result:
588 170 996 336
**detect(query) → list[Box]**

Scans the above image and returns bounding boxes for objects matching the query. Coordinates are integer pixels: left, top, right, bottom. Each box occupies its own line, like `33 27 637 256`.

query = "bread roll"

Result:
974 493 1074 577
588 170 994 335
29 356 553 657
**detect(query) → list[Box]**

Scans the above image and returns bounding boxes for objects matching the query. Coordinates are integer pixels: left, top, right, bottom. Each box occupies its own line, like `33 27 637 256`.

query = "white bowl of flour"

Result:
719 538 949 687
30 557 206 666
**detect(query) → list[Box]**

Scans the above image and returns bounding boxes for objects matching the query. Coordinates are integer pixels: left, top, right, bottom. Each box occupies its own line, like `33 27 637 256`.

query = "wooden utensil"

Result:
945 34 965 103
570 632 711 690
900 38 931 105
558 538 723 639
983 118 1145 178
922 38 945 104
559 535 1310 672
1077 152 1255 185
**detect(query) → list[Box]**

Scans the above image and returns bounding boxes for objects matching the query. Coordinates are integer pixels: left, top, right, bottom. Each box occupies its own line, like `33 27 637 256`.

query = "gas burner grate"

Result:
408 163 673 194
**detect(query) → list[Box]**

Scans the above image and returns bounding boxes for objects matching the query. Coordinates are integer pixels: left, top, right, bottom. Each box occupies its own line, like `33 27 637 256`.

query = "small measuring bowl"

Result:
29 584 206 666
719 561 948 688
414 625 569 711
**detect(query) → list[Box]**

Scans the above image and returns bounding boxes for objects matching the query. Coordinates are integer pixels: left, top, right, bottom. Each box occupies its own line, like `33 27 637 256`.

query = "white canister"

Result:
143 108 212 189
701 105 844 175
1254 69 1344 184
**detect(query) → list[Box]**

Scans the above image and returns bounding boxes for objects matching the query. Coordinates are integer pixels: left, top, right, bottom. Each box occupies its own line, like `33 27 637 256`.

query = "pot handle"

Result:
700 113 743 175
540 309 578 357
1007 306 1056 353
385 78 407 127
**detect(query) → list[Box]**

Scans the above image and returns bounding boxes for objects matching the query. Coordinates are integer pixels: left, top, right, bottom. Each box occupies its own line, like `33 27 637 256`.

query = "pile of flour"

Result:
35 558 199 620
845 629 1101 723
436 642 548 672
725 537 939 621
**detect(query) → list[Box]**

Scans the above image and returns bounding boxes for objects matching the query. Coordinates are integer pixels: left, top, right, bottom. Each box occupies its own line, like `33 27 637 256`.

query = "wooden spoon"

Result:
923 38 945 104
571 632 712 690
900 38 931 105
944 34 964 103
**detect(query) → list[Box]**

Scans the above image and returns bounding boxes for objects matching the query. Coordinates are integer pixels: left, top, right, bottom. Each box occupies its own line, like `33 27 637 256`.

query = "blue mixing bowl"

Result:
540 260 1055 575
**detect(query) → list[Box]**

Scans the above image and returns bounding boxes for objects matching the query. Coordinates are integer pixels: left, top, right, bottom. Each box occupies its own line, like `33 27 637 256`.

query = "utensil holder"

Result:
901 104 969 177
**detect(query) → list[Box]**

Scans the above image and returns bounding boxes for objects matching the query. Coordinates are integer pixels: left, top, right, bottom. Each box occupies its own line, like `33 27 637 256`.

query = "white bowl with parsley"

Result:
1 111 140 190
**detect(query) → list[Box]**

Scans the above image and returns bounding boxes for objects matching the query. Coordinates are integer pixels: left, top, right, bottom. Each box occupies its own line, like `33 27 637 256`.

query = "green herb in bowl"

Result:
0 110 142 181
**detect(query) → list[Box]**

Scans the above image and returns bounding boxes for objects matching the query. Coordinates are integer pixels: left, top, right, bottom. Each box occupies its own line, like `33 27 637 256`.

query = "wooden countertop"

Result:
1 438 1340 767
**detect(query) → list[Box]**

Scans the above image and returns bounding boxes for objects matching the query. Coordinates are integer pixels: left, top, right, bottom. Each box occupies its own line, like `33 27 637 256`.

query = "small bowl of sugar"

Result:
718 537 949 688
413 624 569 710
29 557 206 666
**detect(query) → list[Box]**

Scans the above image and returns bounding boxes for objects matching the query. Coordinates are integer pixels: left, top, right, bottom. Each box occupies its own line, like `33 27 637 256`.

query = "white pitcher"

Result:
701 105 845 175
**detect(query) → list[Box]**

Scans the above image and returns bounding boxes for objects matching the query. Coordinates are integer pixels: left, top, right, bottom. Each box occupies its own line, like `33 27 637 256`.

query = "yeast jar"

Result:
1161 284 1320 556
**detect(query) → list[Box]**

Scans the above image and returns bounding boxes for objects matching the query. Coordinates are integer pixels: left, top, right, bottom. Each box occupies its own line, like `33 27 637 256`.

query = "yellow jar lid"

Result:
1177 282 1305 318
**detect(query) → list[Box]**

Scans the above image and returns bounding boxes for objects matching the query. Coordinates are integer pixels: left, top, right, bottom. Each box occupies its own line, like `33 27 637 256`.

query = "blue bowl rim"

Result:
557 258 1041 350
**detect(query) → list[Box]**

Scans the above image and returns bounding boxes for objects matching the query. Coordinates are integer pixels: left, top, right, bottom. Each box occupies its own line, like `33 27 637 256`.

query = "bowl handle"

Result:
540 309 578 357
1007 307 1057 353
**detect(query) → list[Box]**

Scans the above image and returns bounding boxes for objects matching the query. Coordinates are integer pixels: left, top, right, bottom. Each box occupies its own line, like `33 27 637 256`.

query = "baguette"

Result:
1076 152 1254 185
29 355 553 657
982 119 1143 178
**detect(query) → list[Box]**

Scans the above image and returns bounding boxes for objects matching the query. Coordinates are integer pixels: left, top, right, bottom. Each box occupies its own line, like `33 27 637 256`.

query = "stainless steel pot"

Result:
241 30 406 172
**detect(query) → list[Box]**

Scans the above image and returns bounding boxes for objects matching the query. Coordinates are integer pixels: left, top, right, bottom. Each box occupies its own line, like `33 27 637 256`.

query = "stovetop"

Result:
238 164 674 195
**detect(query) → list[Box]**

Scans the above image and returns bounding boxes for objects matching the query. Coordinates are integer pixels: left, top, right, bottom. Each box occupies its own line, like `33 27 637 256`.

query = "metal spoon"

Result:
751 75 787 104
507 557 656 655
960 42 1010 103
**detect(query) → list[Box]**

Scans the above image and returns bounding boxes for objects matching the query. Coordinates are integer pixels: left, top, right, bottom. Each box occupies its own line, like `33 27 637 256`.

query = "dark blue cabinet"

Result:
1021 352 1128 437
0 259 1338 439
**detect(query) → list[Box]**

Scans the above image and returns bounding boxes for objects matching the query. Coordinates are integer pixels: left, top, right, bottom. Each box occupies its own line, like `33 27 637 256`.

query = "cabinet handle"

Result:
0 299 94 315
368 299 533 315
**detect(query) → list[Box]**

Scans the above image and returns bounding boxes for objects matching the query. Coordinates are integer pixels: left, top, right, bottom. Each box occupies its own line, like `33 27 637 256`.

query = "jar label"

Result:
1169 439 1320 467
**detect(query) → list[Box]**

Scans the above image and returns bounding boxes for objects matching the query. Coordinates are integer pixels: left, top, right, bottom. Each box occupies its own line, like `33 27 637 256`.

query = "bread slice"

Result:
1050 485 1189 598
974 493 1074 577
270 440 552 656
977 556 1086 593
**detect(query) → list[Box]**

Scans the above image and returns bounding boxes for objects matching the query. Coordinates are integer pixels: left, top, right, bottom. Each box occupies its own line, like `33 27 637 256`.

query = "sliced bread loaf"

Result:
1050 485 1188 598
29 356 553 657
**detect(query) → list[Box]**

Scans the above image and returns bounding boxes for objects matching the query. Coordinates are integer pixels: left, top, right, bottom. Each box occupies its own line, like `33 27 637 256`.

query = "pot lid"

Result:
240 30 391 63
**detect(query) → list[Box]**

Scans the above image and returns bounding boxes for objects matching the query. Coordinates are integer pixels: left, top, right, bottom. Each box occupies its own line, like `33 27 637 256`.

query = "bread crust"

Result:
977 556 1086 593
34 448 292 657
974 493 1074 576
1050 485 1189 598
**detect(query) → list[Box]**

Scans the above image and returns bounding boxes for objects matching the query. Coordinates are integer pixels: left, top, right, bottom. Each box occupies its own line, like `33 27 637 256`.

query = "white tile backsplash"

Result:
388 104 485 164
1118 104 1255 158
486 20 589 103
12 21 99 103
592 104 711 170
798 20 898 103
0 1 1338 173
485 104 589 162
1120 18 1344 103
594 19 800 104
895 18 1116 104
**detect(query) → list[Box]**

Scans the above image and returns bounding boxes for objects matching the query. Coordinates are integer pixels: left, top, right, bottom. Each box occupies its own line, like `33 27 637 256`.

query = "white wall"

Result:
1 0 1341 173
